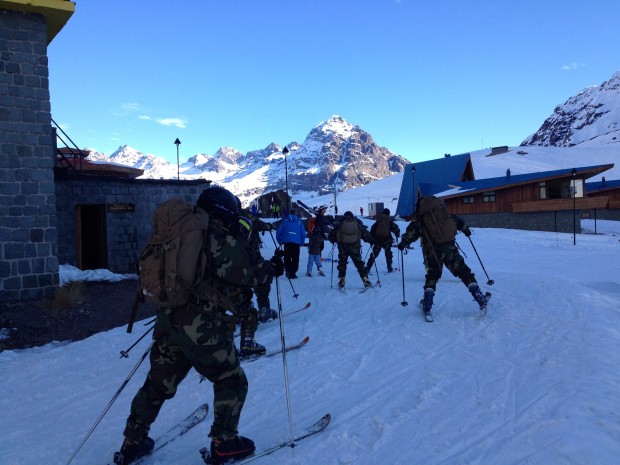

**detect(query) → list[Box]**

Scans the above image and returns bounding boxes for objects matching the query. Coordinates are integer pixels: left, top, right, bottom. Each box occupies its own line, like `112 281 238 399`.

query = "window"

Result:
539 182 547 199
462 196 475 204
482 191 496 203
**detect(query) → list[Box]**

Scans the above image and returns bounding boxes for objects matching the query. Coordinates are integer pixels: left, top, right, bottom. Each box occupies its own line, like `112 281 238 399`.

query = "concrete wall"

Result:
0 8 58 302
459 211 582 233
55 176 211 274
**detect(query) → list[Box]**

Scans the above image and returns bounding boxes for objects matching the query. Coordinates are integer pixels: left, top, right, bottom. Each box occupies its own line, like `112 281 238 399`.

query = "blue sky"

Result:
48 0 620 164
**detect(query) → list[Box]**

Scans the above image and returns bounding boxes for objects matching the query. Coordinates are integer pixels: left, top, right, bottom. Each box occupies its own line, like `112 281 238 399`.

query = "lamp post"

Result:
571 168 577 245
283 146 290 213
174 138 181 180
411 165 417 215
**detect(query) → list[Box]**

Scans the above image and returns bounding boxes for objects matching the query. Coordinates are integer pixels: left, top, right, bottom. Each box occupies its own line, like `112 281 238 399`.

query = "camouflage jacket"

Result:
167 216 275 330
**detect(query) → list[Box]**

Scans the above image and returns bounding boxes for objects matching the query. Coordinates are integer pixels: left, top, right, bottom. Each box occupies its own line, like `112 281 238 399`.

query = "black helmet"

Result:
197 185 239 222
383 208 390 215
344 211 354 218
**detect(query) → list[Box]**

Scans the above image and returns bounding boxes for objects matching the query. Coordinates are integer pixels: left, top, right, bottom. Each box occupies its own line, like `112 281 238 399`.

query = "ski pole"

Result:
400 249 408 306
467 235 495 285
273 271 296 446
66 340 155 465
120 322 155 358
368 246 381 287
328 243 336 289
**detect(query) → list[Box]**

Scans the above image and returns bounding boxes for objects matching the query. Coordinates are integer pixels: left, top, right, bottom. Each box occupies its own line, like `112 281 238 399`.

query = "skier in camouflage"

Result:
236 209 280 357
115 186 284 465
365 208 400 273
329 211 373 289
397 196 488 316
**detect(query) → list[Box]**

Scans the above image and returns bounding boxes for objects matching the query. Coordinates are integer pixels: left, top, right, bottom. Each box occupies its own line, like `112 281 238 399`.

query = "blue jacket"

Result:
276 214 307 246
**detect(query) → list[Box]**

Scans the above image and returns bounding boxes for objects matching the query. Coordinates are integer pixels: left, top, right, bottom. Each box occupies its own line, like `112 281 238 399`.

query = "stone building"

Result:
1 2 212 303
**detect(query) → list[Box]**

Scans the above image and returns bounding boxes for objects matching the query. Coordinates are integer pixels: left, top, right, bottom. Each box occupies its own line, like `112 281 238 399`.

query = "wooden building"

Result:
396 152 619 233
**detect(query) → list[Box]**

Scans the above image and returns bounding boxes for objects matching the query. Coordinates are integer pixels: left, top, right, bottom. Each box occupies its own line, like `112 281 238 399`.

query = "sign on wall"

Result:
107 203 135 213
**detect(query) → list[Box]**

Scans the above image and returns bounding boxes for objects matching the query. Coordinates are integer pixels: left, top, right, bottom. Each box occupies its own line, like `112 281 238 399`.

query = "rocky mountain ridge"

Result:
522 70 620 147
87 115 409 203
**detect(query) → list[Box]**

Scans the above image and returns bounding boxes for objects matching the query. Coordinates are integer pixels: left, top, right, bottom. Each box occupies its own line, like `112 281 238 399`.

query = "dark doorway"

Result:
76 204 108 270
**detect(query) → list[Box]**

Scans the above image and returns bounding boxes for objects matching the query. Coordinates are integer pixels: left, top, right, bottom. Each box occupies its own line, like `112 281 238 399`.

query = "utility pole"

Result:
411 165 417 214
571 168 577 245
283 146 290 213
174 138 181 180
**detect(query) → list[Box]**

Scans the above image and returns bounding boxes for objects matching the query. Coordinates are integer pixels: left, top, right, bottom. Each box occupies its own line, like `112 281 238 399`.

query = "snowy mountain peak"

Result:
522 70 620 147
315 115 355 138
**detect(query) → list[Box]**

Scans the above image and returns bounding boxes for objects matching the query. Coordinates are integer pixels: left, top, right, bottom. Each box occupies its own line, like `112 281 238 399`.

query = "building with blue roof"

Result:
396 152 619 232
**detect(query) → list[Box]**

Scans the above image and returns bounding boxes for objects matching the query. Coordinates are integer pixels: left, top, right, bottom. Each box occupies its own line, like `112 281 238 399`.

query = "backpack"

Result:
137 198 211 308
306 216 316 234
417 196 457 245
374 217 391 238
338 217 360 244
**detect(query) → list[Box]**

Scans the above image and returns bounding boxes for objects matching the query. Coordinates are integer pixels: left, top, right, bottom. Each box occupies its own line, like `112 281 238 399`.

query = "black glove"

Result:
269 255 285 277
274 249 285 258
462 227 472 237
397 242 406 251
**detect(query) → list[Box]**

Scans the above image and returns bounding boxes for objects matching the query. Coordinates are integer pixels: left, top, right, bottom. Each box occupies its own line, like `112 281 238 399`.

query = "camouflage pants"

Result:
365 238 393 271
337 243 368 281
123 305 248 444
239 289 258 338
422 241 476 291
253 278 272 310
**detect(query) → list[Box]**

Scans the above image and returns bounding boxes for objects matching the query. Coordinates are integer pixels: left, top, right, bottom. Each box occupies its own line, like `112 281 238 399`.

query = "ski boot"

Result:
201 435 255 464
113 437 155 465
362 276 372 288
240 336 266 358
468 283 488 311
338 277 345 289
421 288 434 314
305 271 312 277
318 268 325 277
258 307 277 323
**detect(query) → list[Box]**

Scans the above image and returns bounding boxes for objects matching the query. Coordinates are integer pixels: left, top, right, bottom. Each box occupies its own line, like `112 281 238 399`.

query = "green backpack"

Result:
417 196 457 245
137 198 211 308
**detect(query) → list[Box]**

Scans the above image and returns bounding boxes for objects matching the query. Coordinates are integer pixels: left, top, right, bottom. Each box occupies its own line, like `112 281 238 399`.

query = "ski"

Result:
479 292 492 318
285 301 312 317
112 403 209 465
199 413 331 464
241 336 310 363
234 303 311 337
359 284 374 293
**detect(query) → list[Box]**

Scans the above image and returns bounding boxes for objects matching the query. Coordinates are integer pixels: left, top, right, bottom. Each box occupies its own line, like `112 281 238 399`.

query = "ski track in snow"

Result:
1 222 620 465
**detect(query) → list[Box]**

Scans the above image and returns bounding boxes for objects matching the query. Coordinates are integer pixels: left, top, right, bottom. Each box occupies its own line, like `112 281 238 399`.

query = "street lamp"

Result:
571 168 577 245
411 165 417 215
283 146 290 213
174 138 181 180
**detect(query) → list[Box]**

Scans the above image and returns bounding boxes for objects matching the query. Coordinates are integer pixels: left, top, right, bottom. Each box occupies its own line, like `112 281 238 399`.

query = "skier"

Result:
365 208 400 273
113 185 284 465
306 226 326 277
329 211 373 289
397 195 488 317
235 212 281 357
275 209 307 279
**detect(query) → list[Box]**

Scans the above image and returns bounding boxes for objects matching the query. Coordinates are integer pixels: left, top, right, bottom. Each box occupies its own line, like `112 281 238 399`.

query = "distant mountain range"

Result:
86 115 408 203
85 71 620 203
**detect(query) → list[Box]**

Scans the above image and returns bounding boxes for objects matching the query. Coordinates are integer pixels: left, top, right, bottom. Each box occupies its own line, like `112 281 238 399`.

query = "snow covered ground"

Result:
1 218 619 465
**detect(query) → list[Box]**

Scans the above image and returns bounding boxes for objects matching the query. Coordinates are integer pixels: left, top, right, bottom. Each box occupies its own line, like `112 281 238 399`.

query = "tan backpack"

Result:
337 217 360 244
417 196 457 245
137 198 211 308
